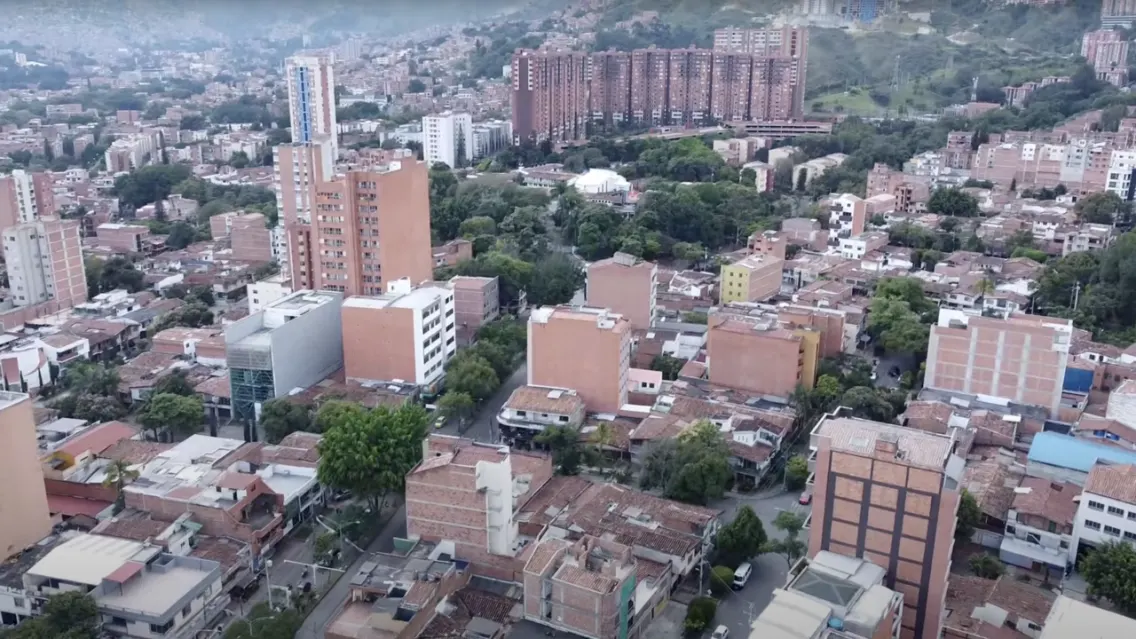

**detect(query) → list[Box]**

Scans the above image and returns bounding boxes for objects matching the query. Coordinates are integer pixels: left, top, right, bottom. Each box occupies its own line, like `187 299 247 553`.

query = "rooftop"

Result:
0 390 28 411
1028 432 1136 474
1085 462 1136 504
1012 477 1080 525
945 575 1057 637
342 283 450 311
747 588 833 639
1041 595 1136 638
502 385 585 415
813 415 955 470
27 534 149 586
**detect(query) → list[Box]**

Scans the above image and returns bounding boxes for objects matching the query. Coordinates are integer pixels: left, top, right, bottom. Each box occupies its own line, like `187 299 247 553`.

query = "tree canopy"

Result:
640 420 732 505
715 506 767 569
1082 542 1136 616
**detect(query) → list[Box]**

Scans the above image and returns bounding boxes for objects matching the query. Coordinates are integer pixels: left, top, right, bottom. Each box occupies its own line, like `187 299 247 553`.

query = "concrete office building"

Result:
2 219 87 310
285 53 338 158
924 310 1072 418
423 111 473 169
585 252 657 330
341 279 457 388
224 290 344 422
809 413 964 639
0 392 52 561
528 307 631 414
280 158 434 297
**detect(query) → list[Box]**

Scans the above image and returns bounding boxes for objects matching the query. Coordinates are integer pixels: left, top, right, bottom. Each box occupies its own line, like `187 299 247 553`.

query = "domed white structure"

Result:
567 169 631 195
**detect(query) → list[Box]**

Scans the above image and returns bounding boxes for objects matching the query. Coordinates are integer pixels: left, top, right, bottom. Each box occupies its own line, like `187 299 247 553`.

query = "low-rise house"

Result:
1000 476 1079 577
497 386 587 448
1071 462 1136 565
942 575 1056 639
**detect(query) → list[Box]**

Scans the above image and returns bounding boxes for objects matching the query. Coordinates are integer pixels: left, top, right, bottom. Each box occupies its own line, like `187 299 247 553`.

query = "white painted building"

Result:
1107 149 1136 201
247 272 294 314
422 111 473 169
285 53 338 158
1070 461 1136 563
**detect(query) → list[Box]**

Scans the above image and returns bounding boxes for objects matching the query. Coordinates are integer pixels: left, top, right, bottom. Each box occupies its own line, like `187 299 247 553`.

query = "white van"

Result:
732 562 752 589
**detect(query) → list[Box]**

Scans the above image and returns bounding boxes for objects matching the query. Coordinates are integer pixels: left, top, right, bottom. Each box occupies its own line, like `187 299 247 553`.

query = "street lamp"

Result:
265 559 274 610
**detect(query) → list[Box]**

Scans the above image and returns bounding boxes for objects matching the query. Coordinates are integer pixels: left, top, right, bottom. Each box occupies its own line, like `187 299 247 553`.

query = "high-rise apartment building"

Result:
713 26 809 57
809 412 963 639
2 219 87 309
511 39 808 140
511 49 590 144
1102 0 1136 27
924 309 1072 417
275 145 433 297
1082 29 1130 86
422 111 473 169
341 279 457 388
528 306 631 413
285 53 338 158
0 170 53 256
585 252 657 330
0 391 52 561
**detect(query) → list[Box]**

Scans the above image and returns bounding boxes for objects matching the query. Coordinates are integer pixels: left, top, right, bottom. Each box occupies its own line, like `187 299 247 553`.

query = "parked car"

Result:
433 415 446 430
711 625 730 639
732 562 752 590
799 489 813 505
888 366 901 378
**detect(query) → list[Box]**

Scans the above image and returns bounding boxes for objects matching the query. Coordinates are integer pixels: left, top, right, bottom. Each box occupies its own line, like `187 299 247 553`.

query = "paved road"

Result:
295 504 408 639
437 361 528 443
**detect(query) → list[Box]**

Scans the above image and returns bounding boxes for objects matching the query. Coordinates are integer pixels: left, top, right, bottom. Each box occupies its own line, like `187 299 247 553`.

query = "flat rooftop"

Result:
748 588 832 639
1041 596 1136 638
28 534 150 586
98 557 219 616
343 285 447 311
813 416 954 470
0 390 28 412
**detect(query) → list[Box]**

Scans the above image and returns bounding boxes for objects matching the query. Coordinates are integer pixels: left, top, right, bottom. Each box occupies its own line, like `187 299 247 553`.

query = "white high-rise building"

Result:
2 218 87 309
423 112 473 169
285 53 338 159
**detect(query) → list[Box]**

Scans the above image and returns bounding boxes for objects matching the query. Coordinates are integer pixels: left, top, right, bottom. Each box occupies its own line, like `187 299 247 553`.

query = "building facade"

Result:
1082 29 1130 86
2 219 87 310
285 53 338 158
585 253 657 330
527 307 631 413
0 170 53 255
0 392 52 562
423 112 473 169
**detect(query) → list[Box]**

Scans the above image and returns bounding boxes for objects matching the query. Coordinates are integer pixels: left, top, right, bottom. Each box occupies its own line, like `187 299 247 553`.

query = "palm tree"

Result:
102 460 139 514
590 422 616 477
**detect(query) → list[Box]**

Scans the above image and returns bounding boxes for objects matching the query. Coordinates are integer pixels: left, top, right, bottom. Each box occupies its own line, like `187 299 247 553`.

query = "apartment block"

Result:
2 219 87 310
511 49 590 143
589 51 633 124
451 275 500 344
585 252 657 330
23 534 223 639
522 536 636 639
0 170 53 254
281 157 433 296
0 392 52 561
828 193 869 241
434 238 473 268
1102 0 1136 27
743 160 776 192
668 49 714 123
809 413 963 639
405 435 552 579
924 309 1072 417
229 213 273 263
1083 29 1130 86
497 385 587 447
1071 462 1136 564
224 290 344 422
274 140 334 228
285 53 338 158
96 223 150 254
528 307 631 413
423 111 473 169
713 26 809 57
341 279 457 388
749 552 904 639
247 273 293 313
707 310 819 398
720 253 784 304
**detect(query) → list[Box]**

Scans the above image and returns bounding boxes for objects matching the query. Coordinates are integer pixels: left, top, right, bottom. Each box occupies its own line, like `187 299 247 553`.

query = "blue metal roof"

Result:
1027 431 1136 473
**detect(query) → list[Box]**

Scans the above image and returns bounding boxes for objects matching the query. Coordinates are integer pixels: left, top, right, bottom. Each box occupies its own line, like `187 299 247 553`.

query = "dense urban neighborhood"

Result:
6 2 1136 639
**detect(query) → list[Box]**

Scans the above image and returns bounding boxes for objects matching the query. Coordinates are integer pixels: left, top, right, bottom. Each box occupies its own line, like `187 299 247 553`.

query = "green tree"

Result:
526 253 584 306
151 370 196 397
650 354 685 381
5 591 100 639
101 459 139 514
436 391 476 425
715 506 768 569
927 187 980 217
58 393 126 423
444 353 500 402
229 150 250 169
956 489 982 540
969 554 1005 579
259 399 314 443
1074 191 1129 225
535 425 588 475
841 386 897 422
407 78 427 93
709 565 735 596
316 403 429 511
684 597 718 634
1082 542 1136 615
868 298 929 355
663 421 732 505
140 393 203 440
63 360 120 395
165 221 198 249
766 511 807 567
784 455 810 491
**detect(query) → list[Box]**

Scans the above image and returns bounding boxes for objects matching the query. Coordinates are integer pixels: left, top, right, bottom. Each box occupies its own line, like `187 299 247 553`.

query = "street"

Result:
436 361 528 443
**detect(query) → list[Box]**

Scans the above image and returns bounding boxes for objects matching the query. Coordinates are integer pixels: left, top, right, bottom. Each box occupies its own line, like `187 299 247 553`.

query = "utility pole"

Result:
1072 281 1081 311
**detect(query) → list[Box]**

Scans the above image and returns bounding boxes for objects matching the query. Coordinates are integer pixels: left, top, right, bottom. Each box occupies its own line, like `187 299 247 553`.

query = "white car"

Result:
711 625 730 639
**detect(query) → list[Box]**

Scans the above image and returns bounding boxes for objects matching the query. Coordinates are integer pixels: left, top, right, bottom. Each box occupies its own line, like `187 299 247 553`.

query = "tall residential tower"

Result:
285 53 338 158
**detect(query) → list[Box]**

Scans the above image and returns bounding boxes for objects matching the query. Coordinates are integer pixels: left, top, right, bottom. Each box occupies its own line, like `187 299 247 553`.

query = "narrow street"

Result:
436 361 528 443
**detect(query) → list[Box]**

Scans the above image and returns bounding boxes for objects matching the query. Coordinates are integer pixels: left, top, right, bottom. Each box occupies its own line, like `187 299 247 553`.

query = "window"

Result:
1085 520 1102 531
1104 525 1122 537
515 410 526 418
1026 533 1041 544
1005 525 1016 535
1108 506 1125 516
1048 521 1057 533
1088 500 1105 511
1125 532 1136 541
1060 540 1069 549
150 620 174 635
182 603 192 617
558 415 569 423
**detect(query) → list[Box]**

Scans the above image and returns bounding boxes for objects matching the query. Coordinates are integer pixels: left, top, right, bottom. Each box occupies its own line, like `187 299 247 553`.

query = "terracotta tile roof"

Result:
193 375 231 399
403 580 438 608
503 385 585 415
944 575 1055 638
729 440 775 464
524 538 571 575
581 418 635 451
56 421 138 458
451 587 515 623
962 457 1024 522
95 517 168 542
215 472 258 490
516 476 592 528
901 401 954 433
99 439 172 465
188 535 247 576
635 557 671 583
629 413 693 441
1085 462 1136 505
1012 476 1080 526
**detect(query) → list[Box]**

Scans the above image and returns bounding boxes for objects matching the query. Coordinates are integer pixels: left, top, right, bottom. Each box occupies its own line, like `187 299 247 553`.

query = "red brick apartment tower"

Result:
590 51 632 126
710 53 754 122
668 49 713 124
751 57 804 121
511 50 590 144
630 48 670 124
